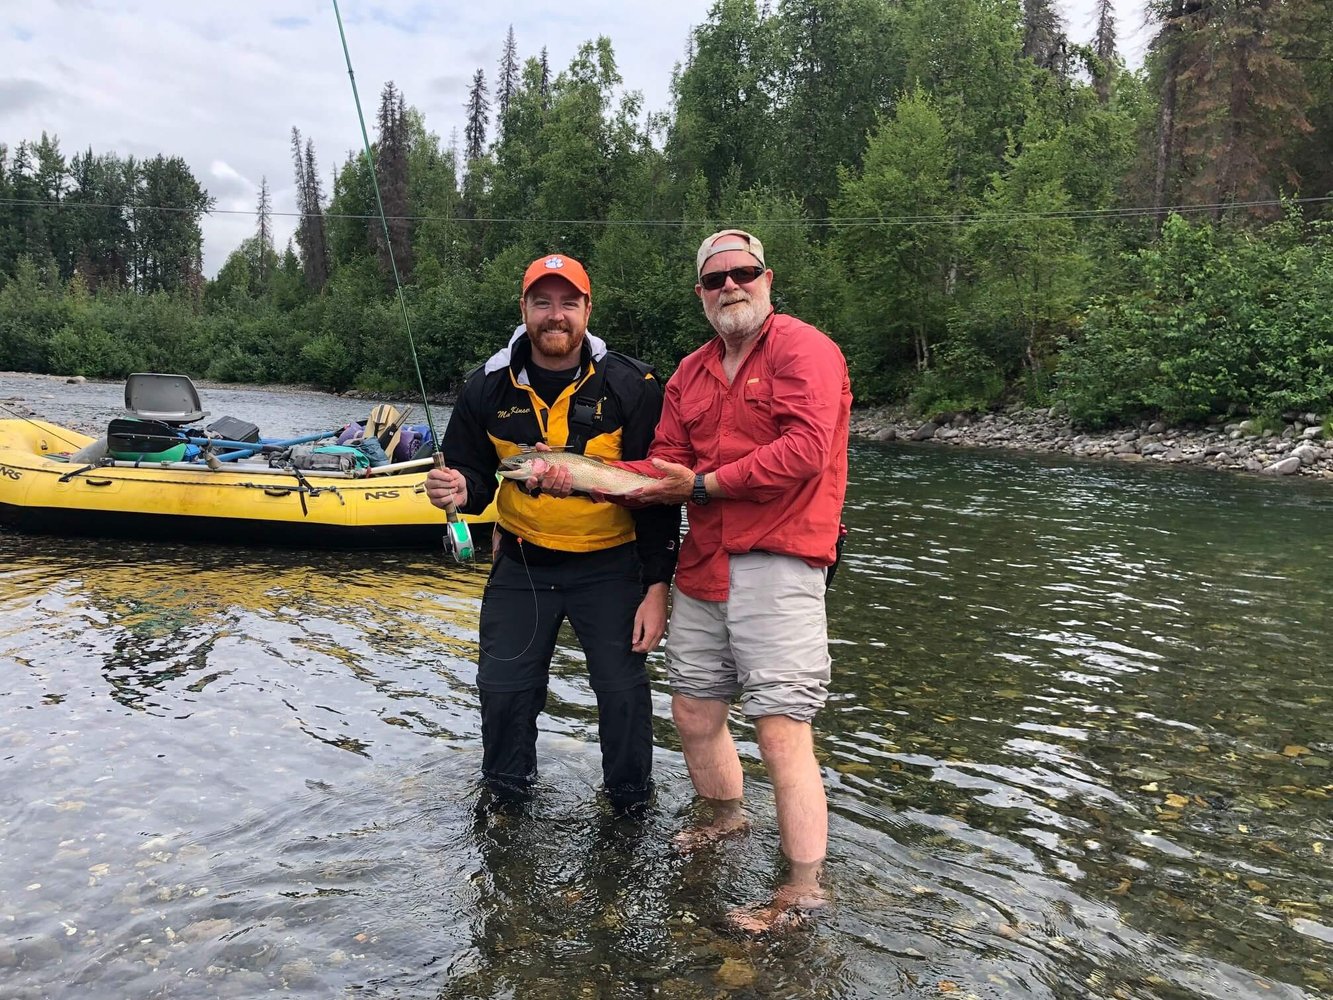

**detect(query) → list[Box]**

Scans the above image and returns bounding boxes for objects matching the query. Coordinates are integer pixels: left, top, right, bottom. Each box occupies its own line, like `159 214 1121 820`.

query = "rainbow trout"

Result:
498 449 661 496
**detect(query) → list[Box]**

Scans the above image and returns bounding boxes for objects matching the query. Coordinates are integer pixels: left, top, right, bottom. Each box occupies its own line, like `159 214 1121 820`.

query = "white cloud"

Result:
3 1 1153 277
209 160 254 198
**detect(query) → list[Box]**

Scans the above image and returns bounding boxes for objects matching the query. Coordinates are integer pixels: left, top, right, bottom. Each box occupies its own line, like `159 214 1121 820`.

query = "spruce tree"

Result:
1149 0 1312 219
374 82 413 281
1150 0 1188 226
302 141 329 290
290 127 329 292
497 26 519 133
1022 0 1067 75
255 176 272 284
1093 0 1117 103
464 68 490 162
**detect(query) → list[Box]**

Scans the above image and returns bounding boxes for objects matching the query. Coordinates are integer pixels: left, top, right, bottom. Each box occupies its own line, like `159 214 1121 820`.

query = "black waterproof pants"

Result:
476 541 653 805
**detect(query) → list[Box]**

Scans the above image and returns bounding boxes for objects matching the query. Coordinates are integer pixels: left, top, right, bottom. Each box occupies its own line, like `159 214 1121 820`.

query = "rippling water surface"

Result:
2 375 1330 998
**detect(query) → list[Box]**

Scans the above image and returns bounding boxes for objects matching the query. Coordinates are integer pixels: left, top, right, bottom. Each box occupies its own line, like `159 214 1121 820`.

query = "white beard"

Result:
703 284 771 339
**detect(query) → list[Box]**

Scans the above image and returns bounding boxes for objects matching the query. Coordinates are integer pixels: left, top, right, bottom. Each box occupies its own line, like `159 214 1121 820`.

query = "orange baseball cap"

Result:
521 253 591 297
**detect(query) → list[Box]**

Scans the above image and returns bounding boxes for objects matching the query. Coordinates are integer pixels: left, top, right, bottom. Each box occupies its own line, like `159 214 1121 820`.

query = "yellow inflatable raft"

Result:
0 418 496 550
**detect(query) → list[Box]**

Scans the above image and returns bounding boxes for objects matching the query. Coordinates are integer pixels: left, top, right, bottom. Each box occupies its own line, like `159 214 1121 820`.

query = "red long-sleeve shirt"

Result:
631 311 852 601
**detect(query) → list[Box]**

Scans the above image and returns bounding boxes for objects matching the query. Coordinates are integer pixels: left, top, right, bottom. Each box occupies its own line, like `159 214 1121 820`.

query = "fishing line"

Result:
477 540 544 663
329 0 473 561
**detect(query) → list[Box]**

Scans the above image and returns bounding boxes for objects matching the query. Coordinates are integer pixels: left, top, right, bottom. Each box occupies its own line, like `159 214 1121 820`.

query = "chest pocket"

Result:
737 377 776 438
680 388 721 443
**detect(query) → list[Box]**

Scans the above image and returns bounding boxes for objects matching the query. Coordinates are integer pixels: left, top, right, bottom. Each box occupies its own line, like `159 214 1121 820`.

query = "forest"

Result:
1 0 1331 428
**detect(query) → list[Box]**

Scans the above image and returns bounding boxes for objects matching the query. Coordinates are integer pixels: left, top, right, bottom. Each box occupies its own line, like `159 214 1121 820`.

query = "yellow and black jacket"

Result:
443 327 679 586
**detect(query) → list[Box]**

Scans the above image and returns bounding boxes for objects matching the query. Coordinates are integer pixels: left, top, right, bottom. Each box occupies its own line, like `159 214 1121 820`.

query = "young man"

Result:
424 253 678 810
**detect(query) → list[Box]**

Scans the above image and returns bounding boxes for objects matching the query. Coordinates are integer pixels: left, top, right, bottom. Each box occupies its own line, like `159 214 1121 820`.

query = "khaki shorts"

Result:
665 552 831 721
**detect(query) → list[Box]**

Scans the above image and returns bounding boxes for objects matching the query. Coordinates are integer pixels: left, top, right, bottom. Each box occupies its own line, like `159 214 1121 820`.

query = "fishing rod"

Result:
330 0 473 561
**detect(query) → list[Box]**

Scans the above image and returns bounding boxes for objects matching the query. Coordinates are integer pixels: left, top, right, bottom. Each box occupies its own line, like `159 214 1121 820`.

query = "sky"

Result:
2 1 1153 277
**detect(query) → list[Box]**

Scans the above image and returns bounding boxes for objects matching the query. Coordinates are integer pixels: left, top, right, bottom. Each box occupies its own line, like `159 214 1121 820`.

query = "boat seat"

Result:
124 372 206 425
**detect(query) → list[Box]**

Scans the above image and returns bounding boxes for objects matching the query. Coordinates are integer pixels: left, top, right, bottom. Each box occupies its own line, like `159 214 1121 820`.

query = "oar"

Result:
191 431 337 452
110 428 338 461
366 456 435 476
98 457 465 492
98 459 364 479
209 430 341 462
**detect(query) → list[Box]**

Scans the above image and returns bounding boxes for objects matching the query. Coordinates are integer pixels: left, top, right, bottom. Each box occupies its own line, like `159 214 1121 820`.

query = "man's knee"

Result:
672 693 729 741
754 714 814 766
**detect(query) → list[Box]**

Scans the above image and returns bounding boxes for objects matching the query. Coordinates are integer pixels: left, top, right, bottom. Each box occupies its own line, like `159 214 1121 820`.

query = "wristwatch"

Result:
691 473 710 506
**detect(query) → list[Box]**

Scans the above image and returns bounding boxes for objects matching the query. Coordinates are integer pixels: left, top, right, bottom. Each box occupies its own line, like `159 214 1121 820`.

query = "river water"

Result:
1 373 1330 999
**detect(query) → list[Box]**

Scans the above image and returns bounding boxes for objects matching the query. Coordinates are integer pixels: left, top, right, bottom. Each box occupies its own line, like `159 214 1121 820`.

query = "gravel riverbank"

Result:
853 404 1333 480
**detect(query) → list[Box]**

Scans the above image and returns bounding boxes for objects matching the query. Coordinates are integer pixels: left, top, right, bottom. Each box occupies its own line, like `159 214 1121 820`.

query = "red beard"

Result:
530 323 582 361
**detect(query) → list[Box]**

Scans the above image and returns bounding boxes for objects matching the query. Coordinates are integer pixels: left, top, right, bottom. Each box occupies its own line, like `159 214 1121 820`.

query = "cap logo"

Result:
544 256 565 270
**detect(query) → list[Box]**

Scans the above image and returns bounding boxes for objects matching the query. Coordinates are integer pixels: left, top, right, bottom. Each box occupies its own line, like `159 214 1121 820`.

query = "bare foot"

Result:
727 902 808 934
671 813 750 854
726 882 828 936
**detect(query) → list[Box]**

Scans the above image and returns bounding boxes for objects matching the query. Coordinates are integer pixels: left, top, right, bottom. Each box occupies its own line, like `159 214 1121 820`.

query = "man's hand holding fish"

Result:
500 446 676 505
516 442 574 497
621 459 700 506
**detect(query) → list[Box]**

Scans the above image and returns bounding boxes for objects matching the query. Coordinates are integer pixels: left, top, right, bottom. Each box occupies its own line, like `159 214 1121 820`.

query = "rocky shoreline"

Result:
851 405 1333 480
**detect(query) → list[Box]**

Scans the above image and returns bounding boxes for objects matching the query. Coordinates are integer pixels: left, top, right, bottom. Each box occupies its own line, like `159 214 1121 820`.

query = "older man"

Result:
617 230 851 930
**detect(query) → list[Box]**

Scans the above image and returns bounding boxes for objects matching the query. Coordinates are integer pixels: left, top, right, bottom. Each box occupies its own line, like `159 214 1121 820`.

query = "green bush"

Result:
1055 298 1161 428
1056 213 1333 427
204 346 267 385
300 332 359 393
48 318 134 378
0 258 68 373
908 338 1007 418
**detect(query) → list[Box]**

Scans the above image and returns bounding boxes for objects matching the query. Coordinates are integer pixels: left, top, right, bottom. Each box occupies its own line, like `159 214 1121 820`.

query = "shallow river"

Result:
2 374 1330 998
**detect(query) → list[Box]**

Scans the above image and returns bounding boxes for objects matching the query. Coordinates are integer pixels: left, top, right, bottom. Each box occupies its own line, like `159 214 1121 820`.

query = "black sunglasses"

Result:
699 265 766 291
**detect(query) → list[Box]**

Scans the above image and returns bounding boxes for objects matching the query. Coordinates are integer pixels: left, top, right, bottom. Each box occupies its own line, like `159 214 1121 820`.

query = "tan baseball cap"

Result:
696 229 765 277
